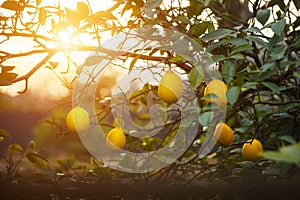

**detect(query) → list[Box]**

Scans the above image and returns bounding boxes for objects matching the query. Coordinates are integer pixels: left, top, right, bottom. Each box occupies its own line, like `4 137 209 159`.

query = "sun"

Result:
0 0 116 99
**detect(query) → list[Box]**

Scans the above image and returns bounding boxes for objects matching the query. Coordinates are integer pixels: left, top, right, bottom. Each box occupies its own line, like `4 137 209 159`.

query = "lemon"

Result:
158 70 183 104
66 106 90 133
214 122 234 146
242 139 263 161
106 127 126 150
204 79 228 107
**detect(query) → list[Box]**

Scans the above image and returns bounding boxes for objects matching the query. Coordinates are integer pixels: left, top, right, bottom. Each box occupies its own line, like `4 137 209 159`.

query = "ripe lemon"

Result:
66 106 90 133
214 122 234 146
242 139 263 161
204 79 228 107
158 70 183 104
106 127 126 149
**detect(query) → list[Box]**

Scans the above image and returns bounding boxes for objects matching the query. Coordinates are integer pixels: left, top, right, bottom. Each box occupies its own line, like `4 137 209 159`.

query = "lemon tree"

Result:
0 0 300 197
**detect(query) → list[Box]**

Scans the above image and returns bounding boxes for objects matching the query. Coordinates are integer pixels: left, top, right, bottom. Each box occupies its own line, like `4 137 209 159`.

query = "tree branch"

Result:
12 52 55 93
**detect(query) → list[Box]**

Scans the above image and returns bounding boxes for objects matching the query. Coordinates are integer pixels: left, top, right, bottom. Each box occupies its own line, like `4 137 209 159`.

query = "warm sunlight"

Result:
0 0 115 99
1 0 300 198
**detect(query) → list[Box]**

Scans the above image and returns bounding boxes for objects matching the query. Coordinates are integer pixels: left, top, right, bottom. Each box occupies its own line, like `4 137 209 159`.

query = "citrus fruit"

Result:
214 122 234 146
158 70 183 104
204 79 228 107
66 106 90 133
106 127 126 149
242 139 263 161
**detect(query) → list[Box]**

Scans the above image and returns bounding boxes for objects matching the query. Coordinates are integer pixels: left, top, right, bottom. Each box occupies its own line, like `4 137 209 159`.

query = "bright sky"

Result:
0 0 115 99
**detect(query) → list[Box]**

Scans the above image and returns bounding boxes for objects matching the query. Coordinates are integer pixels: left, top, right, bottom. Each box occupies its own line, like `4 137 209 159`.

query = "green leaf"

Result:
187 1 203 17
172 15 190 24
1 1 23 11
189 66 204 89
202 0 212 7
201 28 233 42
262 82 280 94
202 93 219 100
221 61 235 83
8 144 24 154
245 27 262 33
230 53 244 60
169 55 185 62
257 70 274 81
25 151 49 168
257 9 270 25
270 44 286 60
262 143 300 166
246 36 269 48
189 22 208 37
293 71 300 80
0 128 10 138
279 135 296 144
206 40 228 52
271 19 286 36
279 103 300 112
242 82 258 89
231 38 250 46
182 113 199 126
198 111 213 126
204 55 225 67
236 161 255 168
260 63 275 71
226 86 240 105
230 44 253 55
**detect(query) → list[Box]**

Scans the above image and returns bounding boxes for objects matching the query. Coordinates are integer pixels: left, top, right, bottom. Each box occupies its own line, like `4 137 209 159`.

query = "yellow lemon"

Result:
242 139 263 161
158 70 183 104
204 79 228 107
66 106 90 133
106 127 126 149
214 122 234 146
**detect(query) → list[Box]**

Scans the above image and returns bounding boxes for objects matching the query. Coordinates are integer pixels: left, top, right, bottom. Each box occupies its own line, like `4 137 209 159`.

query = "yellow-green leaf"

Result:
8 144 24 154
129 55 140 73
0 128 10 138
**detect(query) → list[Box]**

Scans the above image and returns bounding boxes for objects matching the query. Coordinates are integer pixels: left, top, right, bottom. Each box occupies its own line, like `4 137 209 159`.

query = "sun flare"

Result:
0 0 116 99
